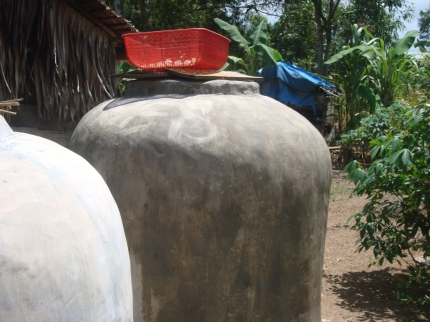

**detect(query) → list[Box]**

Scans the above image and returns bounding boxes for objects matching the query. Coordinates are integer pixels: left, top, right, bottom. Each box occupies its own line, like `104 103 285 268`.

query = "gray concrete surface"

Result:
71 79 332 322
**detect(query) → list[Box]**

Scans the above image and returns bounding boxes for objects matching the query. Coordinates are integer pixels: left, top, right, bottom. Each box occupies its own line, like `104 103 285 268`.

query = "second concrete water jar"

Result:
70 79 331 322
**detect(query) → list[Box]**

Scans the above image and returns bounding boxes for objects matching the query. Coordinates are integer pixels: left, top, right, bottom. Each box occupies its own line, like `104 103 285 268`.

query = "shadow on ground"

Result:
324 268 426 321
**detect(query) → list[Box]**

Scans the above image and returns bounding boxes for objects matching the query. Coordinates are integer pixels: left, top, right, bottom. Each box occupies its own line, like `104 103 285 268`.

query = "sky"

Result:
402 0 429 34
400 0 429 52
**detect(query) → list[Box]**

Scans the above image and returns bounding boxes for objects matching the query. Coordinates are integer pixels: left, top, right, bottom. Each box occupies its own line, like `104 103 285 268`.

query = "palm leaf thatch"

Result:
0 0 118 122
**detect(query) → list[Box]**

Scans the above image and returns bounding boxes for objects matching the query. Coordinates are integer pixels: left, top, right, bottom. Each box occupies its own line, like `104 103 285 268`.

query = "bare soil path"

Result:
321 170 426 322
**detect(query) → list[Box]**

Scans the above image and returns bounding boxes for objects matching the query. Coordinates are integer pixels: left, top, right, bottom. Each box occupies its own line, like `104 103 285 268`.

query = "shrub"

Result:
339 101 410 162
345 101 430 316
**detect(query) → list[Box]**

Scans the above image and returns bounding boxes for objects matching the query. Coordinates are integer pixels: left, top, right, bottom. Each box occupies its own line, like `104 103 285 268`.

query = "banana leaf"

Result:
255 44 282 66
392 30 420 57
214 18 250 52
249 21 268 47
325 45 369 64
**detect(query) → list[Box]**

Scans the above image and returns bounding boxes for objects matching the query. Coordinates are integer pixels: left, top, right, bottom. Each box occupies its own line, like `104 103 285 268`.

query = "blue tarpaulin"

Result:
256 62 338 115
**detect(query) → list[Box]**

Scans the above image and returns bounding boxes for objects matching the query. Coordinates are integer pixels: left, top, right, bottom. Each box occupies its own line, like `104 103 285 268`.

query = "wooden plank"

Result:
166 69 263 81
110 70 169 79
0 98 23 104
0 102 20 107
328 146 341 150
0 98 22 110
0 109 17 115
111 69 263 81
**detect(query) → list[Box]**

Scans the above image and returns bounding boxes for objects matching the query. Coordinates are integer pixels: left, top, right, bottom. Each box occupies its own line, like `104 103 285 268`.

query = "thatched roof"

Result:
68 0 138 45
0 0 138 124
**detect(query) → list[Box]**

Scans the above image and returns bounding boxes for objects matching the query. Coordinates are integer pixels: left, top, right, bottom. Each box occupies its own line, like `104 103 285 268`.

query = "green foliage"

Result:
340 102 409 161
116 61 137 94
270 0 413 75
327 29 419 105
326 27 419 132
364 30 419 106
410 53 430 104
105 0 415 80
104 0 286 32
418 4 430 48
345 101 430 316
271 0 318 71
146 0 231 31
325 25 375 132
104 0 233 31
104 0 145 30
309 0 343 75
214 18 282 75
343 0 413 44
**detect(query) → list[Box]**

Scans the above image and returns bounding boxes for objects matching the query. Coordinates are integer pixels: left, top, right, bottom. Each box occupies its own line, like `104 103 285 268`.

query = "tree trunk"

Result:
311 0 341 76
138 0 149 31
316 28 325 74
313 1 325 75
323 25 332 76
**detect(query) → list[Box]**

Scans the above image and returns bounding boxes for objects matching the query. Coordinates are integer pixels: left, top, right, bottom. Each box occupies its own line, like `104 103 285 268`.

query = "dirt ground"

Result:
321 170 426 322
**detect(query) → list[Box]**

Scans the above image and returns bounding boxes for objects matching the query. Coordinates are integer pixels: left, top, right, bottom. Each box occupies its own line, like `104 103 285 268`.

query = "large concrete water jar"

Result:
70 79 332 322
0 116 133 321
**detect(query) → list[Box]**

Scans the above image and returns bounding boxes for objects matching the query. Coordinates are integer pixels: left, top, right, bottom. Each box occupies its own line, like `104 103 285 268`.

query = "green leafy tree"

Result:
325 25 376 132
326 29 419 132
144 0 232 31
214 18 283 75
418 4 430 48
345 0 413 44
345 101 430 316
310 0 342 75
105 0 284 32
271 0 318 71
356 30 419 106
105 0 235 31
339 100 405 163
412 54 430 101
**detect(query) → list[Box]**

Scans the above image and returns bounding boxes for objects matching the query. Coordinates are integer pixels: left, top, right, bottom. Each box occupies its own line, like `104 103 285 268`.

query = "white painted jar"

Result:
0 116 133 321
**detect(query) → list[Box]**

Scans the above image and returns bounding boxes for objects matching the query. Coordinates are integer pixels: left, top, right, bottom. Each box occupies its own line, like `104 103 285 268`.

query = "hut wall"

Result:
0 0 118 136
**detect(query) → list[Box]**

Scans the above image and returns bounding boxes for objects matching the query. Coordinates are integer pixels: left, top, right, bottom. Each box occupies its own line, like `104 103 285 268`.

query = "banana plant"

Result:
326 28 420 109
325 25 378 131
214 18 283 76
369 31 420 105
